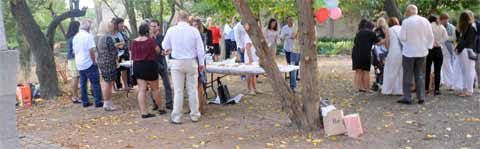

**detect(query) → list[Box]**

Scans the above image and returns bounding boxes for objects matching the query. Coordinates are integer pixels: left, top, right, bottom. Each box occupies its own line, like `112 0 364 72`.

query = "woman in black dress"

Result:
352 19 383 94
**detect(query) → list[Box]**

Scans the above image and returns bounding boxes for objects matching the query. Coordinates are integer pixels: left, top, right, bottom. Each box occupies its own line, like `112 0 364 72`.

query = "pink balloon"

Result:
329 7 342 20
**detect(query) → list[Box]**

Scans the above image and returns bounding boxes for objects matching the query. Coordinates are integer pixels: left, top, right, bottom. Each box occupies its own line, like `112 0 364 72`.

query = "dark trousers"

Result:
224 39 236 59
285 51 292 64
151 58 173 108
79 64 103 107
402 56 426 101
425 47 443 92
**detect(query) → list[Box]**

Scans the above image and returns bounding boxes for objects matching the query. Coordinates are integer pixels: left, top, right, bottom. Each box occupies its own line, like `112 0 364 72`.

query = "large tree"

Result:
122 0 138 37
234 0 322 131
10 0 61 99
45 0 86 46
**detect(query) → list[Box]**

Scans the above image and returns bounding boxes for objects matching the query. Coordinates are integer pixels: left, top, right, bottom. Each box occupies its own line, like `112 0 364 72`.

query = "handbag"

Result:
467 48 478 60
217 78 230 104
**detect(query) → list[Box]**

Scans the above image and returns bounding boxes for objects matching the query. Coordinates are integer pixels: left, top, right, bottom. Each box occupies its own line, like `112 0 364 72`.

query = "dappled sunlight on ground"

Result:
17 56 480 148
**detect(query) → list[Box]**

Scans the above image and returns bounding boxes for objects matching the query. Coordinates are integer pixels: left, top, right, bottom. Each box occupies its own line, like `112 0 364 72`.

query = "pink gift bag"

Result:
343 113 363 138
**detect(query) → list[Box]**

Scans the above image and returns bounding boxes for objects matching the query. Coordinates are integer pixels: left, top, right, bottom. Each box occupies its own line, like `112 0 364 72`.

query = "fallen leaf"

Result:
189 136 196 139
125 144 134 148
266 143 274 147
279 144 286 148
446 127 451 131
235 145 241 149
148 135 158 140
274 123 281 128
466 134 472 139
192 144 199 148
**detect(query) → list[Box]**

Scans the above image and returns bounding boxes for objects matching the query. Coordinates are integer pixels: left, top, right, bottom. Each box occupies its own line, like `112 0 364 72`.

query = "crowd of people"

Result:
352 4 480 105
65 10 305 124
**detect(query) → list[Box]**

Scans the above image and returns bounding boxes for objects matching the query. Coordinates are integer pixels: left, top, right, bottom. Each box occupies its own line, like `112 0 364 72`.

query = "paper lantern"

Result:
314 0 325 9
329 7 342 20
316 8 330 23
324 0 339 8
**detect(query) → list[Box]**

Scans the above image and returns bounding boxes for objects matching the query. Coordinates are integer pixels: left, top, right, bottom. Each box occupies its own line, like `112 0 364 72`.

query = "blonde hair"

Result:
376 18 388 30
97 21 114 36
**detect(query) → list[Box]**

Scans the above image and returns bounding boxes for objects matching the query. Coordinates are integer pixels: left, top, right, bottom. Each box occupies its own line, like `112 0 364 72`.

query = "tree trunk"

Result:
0 0 6 50
233 0 322 131
45 8 87 47
144 0 152 18
159 0 164 35
94 0 103 25
295 0 323 131
10 0 61 99
16 23 31 83
384 0 403 20
123 0 138 38
167 0 176 27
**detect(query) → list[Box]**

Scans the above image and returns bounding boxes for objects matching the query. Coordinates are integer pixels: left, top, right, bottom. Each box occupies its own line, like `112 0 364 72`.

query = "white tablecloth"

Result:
119 60 300 75
206 63 299 75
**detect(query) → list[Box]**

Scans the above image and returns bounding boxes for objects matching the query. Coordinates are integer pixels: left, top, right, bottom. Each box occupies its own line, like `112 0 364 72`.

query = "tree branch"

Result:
46 7 87 46
102 0 119 18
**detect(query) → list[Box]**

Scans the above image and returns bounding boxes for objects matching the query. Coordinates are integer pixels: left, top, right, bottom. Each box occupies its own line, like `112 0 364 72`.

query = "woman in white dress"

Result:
439 13 457 90
382 17 403 95
264 18 280 56
453 11 477 97
244 22 260 95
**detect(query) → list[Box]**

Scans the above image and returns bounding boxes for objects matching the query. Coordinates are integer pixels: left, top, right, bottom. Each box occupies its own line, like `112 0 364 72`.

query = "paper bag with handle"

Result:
343 113 364 138
323 109 346 136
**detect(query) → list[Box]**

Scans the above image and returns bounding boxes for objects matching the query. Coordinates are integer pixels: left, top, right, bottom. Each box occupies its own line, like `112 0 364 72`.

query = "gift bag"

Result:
323 110 346 136
217 78 231 104
343 113 364 138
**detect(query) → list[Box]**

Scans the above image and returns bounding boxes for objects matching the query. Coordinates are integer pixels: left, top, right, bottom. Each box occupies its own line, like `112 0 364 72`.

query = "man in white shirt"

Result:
280 16 295 64
162 12 205 124
72 19 103 108
234 19 246 80
223 17 237 59
398 5 434 105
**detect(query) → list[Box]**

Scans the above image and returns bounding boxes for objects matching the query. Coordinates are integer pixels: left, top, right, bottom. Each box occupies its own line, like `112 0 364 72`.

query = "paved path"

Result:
20 134 70 149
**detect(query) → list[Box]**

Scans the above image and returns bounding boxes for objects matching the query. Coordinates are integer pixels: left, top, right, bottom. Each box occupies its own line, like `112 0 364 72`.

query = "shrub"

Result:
317 40 353 55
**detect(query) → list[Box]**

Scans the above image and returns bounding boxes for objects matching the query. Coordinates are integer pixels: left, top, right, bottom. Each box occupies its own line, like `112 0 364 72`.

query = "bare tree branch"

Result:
102 0 119 18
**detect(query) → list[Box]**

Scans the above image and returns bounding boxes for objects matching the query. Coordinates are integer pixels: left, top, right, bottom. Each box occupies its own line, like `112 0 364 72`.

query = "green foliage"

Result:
317 40 353 55
3 0 69 48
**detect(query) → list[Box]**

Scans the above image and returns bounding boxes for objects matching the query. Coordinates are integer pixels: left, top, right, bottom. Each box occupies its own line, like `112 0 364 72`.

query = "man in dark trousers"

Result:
149 20 173 110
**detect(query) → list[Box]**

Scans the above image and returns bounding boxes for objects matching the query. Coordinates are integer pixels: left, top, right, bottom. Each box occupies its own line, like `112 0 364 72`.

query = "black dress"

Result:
352 30 380 71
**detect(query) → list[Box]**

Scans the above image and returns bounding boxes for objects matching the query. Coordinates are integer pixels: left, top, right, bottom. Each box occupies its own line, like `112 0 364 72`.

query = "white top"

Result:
399 15 434 57
72 30 96 70
280 25 295 52
223 23 233 40
264 28 279 47
244 34 259 63
233 22 246 49
162 22 205 66
389 25 403 51
431 23 448 47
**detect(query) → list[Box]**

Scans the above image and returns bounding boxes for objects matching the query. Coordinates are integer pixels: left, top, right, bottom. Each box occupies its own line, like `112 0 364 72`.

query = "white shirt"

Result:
234 22 245 49
431 22 448 47
243 34 259 63
399 15 434 57
162 22 205 66
223 23 233 40
280 25 295 52
72 30 96 70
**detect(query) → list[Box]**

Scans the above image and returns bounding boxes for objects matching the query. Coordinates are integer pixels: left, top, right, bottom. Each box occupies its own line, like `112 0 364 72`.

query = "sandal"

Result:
71 97 81 104
158 109 167 115
141 113 156 119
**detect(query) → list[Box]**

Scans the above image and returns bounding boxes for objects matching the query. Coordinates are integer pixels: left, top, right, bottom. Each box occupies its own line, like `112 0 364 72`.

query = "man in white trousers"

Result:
162 12 205 124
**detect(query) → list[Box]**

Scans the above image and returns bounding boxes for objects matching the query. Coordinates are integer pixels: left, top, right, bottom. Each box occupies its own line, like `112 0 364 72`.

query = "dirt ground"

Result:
17 56 480 149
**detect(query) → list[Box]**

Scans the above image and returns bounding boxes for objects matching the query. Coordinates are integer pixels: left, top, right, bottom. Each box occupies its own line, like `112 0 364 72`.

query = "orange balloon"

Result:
316 8 330 23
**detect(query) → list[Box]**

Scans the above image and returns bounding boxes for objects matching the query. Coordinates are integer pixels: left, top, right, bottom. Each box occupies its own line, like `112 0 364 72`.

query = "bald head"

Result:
177 11 188 22
406 5 418 17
